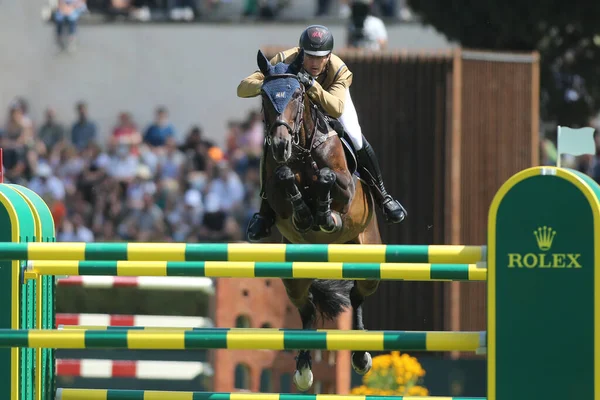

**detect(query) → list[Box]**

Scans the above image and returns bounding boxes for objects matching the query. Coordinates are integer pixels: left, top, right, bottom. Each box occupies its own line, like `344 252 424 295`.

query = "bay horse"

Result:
255 49 382 392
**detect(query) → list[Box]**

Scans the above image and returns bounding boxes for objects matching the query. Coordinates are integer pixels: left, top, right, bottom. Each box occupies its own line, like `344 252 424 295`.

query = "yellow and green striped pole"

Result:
0 328 485 352
56 389 486 400
0 242 486 264
27 260 486 281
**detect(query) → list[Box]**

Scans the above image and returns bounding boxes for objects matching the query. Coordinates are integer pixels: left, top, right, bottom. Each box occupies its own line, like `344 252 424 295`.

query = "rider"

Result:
237 24 407 242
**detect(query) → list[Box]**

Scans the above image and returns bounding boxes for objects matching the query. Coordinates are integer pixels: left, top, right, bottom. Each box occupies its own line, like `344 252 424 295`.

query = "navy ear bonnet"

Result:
261 62 302 114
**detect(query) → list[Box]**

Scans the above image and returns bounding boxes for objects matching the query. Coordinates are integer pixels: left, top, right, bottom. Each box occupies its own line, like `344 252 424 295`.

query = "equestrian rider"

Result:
237 24 407 242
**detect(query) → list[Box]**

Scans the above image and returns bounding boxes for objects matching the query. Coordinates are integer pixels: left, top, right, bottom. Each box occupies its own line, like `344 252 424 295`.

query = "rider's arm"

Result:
306 66 353 118
237 71 265 98
237 50 292 98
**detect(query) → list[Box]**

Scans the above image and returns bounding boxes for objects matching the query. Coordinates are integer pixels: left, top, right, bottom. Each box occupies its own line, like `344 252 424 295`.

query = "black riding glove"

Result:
297 71 314 88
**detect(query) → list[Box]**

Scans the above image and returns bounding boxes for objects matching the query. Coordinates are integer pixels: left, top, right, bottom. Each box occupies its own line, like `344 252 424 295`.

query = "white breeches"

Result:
338 88 364 150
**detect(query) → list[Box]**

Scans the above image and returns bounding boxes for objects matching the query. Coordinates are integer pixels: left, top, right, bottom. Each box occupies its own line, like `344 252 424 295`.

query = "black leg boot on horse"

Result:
349 279 380 375
356 137 408 223
247 147 276 242
247 199 276 242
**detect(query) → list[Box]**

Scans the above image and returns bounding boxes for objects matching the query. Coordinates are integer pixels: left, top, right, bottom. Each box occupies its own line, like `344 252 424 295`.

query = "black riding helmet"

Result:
299 25 334 57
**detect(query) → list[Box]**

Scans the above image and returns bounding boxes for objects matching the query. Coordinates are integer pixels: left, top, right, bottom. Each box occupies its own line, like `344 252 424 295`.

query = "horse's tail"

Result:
309 279 353 322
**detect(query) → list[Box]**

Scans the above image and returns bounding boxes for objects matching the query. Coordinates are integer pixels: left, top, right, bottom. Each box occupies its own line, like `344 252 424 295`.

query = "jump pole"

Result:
0 242 486 264
26 260 486 281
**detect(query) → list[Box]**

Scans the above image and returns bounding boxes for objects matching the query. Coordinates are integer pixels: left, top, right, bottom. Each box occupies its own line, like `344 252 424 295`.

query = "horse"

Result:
255 49 382 392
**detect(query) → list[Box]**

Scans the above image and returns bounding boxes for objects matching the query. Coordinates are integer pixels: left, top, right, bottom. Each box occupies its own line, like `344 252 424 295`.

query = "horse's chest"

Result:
292 165 317 196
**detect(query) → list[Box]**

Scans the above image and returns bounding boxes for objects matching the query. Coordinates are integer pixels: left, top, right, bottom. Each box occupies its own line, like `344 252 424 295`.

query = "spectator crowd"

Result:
1 98 264 244
80 0 410 22
6 96 600 245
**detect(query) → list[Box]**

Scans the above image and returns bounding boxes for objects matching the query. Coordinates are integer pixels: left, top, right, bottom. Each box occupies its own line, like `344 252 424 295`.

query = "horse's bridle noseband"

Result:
262 74 306 147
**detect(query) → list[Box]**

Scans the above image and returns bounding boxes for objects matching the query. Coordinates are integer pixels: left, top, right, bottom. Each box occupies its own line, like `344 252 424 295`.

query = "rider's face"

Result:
303 54 330 77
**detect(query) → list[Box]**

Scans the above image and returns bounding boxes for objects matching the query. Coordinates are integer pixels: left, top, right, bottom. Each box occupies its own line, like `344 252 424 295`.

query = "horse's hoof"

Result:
292 215 313 233
319 212 342 233
293 367 314 392
351 352 372 375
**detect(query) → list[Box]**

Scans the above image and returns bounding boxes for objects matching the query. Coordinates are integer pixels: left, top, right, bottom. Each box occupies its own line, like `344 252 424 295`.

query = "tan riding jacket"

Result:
236 47 353 118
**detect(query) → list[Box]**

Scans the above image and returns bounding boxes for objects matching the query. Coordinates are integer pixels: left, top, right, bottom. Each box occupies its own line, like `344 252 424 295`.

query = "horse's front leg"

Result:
315 167 342 233
350 279 380 375
282 278 316 392
275 165 313 232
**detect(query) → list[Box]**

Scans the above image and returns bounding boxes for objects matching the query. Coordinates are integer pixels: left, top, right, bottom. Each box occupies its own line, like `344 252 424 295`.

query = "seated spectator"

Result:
225 121 242 159
13 98 34 132
54 145 85 197
54 0 88 52
126 164 156 210
4 102 33 148
69 190 95 226
143 106 176 148
58 213 95 242
76 157 108 206
156 136 185 183
111 111 142 155
3 102 38 180
38 107 67 156
71 101 97 151
197 192 241 243
28 163 66 202
242 0 284 19
166 188 204 241
129 0 151 21
118 192 165 241
49 196 67 229
1 145 27 185
243 110 264 157
346 0 388 51
204 160 245 214
168 0 196 21
181 125 210 153
107 143 139 188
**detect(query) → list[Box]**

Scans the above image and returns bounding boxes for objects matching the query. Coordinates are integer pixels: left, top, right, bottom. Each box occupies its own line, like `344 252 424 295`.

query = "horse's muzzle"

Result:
272 134 292 164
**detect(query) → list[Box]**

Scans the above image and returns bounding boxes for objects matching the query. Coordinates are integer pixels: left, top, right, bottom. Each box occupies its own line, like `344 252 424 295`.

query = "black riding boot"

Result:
356 138 407 223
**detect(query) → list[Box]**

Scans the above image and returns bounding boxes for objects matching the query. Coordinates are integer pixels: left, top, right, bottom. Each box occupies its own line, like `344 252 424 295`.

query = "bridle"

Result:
261 73 329 177
262 73 308 148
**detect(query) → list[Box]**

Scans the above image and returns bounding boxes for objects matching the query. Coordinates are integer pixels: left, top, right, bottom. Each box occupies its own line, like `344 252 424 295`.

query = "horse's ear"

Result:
289 49 305 74
257 50 271 76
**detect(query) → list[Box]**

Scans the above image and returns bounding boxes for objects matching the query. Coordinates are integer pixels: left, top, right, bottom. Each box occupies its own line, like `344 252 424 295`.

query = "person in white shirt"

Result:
346 0 388 51
28 163 66 202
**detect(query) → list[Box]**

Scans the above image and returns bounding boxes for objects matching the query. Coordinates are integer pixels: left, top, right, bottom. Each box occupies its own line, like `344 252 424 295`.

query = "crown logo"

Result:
533 226 556 251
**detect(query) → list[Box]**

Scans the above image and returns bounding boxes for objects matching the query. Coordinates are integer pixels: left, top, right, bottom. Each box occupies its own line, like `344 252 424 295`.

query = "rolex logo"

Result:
508 226 580 269
534 226 556 251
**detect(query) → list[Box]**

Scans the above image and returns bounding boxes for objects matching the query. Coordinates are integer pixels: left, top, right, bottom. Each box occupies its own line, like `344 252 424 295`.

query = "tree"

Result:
407 0 600 131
